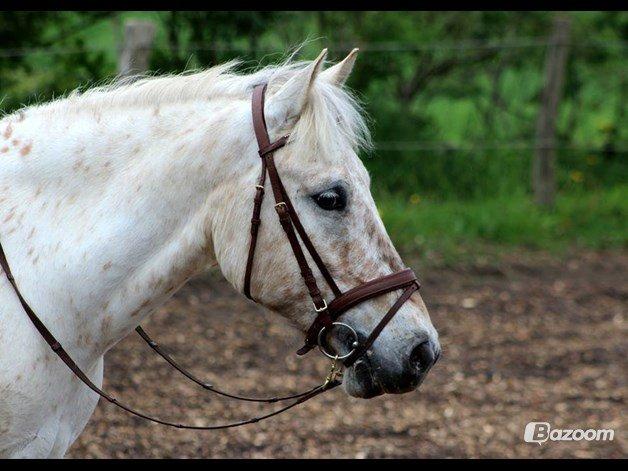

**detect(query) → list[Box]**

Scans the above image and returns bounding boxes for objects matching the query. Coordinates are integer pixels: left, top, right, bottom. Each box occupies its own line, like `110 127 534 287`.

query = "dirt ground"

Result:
68 251 626 458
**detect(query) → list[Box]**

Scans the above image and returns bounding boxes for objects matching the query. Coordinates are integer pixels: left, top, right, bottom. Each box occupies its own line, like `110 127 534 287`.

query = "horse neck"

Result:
0 96 252 362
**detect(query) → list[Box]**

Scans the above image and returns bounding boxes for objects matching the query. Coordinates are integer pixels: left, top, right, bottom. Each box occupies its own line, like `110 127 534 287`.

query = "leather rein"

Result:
0 83 420 430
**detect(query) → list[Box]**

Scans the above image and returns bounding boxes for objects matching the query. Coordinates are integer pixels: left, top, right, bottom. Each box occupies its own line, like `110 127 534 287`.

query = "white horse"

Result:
0 49 440 458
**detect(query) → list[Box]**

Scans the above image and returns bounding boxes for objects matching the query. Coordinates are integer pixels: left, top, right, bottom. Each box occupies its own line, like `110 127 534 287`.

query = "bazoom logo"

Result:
524 422 615 445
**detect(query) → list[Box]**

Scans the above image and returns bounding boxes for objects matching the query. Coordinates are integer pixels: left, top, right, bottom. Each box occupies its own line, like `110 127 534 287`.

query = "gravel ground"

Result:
68 251 626 458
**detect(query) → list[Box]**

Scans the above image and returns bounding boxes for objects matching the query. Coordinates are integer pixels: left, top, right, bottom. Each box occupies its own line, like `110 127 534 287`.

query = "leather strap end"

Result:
258 136 289 157
296 344 315 356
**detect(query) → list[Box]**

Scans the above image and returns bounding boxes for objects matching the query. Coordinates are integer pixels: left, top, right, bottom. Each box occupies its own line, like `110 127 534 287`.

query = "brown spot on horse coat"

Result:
3 124 12 139
102 261 112 271
19 142 32 156
101 315 113 336
1 146 8 153
77 332 93 348
130 299 151 317
3 209 15 223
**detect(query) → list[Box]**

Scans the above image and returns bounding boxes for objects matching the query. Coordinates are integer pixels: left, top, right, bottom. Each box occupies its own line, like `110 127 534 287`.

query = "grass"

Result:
378 185 628 265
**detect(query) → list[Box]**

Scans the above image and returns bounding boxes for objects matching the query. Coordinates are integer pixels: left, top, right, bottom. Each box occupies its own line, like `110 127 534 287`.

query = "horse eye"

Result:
312 186 347 211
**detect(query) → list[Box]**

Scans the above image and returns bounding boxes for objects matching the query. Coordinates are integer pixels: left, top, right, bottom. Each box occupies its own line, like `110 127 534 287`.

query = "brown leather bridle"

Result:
0 83 420 430
243 83 420 367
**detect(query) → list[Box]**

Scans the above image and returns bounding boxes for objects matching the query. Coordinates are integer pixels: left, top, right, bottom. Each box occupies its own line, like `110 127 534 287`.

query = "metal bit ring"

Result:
317 322 359 360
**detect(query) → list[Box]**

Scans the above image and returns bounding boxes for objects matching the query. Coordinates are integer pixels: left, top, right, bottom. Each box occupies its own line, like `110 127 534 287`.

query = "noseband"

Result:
244 83 420 367
0 83 420 431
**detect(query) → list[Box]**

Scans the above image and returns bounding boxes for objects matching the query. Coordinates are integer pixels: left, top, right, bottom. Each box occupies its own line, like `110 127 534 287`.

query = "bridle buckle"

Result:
313 299 328 313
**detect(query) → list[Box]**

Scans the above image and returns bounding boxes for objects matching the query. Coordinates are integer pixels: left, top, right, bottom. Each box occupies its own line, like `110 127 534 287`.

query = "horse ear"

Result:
265 49 327 131
319 48 359 86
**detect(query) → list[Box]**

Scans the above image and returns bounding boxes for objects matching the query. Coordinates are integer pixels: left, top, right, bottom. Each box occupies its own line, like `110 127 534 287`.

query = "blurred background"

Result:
1 11 626 258
1 11 625 458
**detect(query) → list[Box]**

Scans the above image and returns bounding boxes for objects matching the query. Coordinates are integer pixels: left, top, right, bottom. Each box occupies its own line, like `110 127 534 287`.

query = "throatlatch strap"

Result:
243 156 268 300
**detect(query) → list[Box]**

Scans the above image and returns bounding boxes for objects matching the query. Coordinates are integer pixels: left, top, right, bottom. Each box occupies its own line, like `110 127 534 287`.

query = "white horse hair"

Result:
0 49 439 458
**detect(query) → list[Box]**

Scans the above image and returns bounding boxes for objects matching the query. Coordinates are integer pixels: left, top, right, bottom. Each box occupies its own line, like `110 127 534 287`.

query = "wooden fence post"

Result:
118 20 156 77
533 15 572 207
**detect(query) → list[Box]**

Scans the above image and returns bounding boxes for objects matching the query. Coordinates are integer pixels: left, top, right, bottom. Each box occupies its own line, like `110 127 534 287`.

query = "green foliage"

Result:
0 12 115 110
0 12 625 255
379 185 628 261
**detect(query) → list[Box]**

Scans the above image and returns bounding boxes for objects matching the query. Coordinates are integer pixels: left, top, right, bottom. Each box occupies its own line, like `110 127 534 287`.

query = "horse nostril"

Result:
410 340 436 373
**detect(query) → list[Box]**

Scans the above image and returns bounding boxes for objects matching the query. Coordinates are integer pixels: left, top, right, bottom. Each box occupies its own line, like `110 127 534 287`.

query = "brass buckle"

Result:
323 355 341 387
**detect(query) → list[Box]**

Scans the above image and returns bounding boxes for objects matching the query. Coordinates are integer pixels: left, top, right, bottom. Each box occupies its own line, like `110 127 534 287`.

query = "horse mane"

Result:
10 56 372 157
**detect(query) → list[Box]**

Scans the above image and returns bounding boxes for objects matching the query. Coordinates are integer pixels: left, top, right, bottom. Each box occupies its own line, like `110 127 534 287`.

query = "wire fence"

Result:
374 141 628 153
1 37 625 156
0 38 626 59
